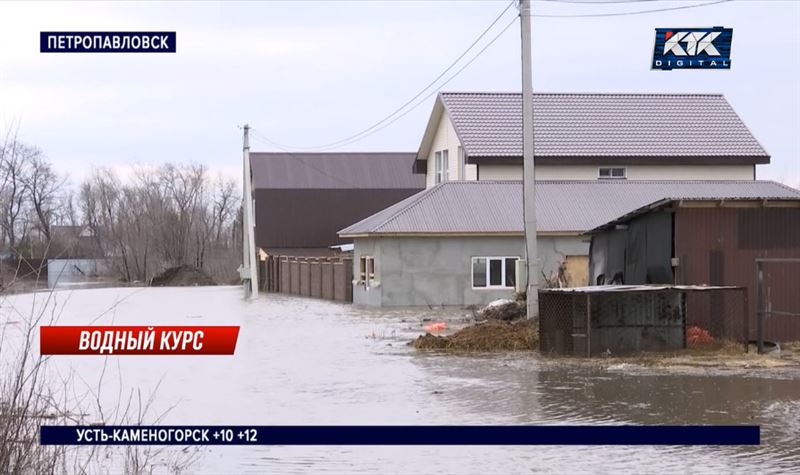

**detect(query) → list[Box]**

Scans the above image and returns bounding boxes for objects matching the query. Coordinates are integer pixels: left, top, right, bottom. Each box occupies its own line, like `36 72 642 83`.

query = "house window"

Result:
434 150 449 184
472 257 519 288
598 167 626 179
360 256 367 282
359 256 375 285
367 257 375 281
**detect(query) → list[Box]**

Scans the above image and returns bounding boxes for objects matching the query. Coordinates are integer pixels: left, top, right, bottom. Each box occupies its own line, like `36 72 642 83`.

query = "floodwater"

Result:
2 286 800 474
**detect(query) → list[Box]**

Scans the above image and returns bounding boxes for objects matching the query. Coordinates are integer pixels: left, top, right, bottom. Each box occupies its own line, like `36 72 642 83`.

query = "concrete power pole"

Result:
241 124 259 298
520 0 539 318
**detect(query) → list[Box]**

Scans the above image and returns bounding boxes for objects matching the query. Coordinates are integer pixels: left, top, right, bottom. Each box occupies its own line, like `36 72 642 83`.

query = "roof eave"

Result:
339 230 584 239
467 155 771 165
586 197 800 235
415 95 445 161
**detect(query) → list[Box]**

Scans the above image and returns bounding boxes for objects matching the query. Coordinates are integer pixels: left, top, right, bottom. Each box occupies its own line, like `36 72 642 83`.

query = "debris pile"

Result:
410 318 537 352
150 265 217 287
411 297 536 352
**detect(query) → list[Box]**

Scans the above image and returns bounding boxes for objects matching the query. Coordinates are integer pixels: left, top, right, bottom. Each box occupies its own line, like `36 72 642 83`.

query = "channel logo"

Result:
652 27 732 70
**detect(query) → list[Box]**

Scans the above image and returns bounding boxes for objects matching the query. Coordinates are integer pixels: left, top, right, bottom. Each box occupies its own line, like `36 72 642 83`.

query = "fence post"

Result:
756 260 764 354
741 287 749 353
585 293 591 357
681 291 687 349
317 259 328 298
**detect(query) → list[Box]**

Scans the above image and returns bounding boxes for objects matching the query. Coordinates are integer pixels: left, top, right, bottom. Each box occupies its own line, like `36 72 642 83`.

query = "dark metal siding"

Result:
250 152 424 189
254 188 422 249
674 207 800 341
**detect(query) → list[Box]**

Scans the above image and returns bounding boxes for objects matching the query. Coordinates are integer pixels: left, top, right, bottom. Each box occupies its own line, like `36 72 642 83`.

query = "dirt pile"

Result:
150 265 217 287
410 318 537 352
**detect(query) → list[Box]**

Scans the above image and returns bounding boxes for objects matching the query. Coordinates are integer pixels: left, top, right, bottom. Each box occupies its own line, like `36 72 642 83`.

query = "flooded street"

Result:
3 286 800 473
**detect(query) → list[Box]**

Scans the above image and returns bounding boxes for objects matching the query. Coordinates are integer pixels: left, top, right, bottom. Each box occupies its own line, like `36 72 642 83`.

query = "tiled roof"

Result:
250 152 424 189
439 92 770 160
338 180 800 236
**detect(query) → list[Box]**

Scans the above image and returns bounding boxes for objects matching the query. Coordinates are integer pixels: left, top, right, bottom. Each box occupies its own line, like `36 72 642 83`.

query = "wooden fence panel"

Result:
310 261 322 298
266 255 352 303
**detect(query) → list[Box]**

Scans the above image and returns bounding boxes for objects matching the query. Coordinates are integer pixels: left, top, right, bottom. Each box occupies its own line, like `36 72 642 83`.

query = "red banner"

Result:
40 326 240 355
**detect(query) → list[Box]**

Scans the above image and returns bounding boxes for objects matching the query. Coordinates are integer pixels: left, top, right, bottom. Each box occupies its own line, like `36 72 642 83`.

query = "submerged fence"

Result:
539 285 749 357
260 255 353 303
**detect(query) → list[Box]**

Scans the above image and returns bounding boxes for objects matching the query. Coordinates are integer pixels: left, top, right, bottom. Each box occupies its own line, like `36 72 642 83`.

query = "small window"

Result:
472 256 519 288
472 258 487 287
489 259 502 286
599 167 626 179
359 256 375 286
434 150 449 184
505 257 517 287
359 256 367 282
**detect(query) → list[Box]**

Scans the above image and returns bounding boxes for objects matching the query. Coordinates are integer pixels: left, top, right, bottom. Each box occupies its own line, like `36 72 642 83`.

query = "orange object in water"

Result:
423 322 448 333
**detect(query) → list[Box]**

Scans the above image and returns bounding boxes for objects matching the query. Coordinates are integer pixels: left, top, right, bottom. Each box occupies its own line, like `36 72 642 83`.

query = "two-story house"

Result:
339 92 794 307
415 92 767 186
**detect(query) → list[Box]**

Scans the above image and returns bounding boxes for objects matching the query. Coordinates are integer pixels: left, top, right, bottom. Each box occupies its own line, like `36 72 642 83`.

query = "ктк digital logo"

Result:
652 27 732 70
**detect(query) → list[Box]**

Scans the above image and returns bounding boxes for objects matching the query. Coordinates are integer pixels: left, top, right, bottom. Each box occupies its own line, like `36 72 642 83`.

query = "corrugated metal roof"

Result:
440 92 770 159
339 180 800 236
588 196 800 234
250 152 425 189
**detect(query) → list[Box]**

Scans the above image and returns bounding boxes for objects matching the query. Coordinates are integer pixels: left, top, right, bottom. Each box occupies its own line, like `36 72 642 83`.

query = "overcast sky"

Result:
0 0 798 186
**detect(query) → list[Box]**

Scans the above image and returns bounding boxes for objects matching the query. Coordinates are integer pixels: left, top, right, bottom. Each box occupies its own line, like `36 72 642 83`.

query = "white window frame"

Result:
434 150 449 184
359 256 375 286
471 256 520 289
598 167 626 179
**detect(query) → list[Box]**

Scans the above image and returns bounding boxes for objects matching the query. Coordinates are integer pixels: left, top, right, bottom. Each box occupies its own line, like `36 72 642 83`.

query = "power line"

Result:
531 0 732 17
252 0 733 151
296 15 519 152
248 131 360 188
258 0 517 152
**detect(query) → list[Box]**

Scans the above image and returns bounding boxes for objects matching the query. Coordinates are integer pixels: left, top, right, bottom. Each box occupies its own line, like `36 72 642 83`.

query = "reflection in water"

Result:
2 287 798 473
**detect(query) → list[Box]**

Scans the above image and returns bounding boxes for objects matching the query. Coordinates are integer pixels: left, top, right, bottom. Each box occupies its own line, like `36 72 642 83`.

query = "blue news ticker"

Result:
41 425 761 446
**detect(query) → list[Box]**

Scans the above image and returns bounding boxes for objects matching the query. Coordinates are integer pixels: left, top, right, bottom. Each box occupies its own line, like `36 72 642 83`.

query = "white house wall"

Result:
425 110 756 188
477 163 754 181
425 112 476 188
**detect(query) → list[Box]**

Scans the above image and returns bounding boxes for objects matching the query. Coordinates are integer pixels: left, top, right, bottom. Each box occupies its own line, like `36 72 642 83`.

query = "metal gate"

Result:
755 258 800 352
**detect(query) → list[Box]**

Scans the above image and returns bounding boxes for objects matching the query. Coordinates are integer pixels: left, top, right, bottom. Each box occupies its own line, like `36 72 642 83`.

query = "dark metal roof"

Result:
435 92 770 161
250 152 425 189
588 196 800 234
339 180 800 236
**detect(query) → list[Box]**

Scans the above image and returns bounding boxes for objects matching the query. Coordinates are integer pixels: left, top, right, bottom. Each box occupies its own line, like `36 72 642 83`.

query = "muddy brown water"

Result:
2 287 799 473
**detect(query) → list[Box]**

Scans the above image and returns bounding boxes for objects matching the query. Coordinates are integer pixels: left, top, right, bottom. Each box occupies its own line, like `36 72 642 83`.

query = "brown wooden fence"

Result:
260 255 353 302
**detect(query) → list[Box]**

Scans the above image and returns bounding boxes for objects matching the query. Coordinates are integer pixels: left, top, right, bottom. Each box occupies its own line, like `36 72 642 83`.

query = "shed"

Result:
539 285 748 356
587 197 800 341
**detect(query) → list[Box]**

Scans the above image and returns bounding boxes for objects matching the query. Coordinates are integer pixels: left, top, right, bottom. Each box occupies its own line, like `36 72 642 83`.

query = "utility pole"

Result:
241 124 259 298
520 0 539 318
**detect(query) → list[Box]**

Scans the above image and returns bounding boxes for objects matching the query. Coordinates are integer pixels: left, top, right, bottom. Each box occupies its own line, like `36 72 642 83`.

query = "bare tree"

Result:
23 152 66 244
0 134 34 249
77 164 240 283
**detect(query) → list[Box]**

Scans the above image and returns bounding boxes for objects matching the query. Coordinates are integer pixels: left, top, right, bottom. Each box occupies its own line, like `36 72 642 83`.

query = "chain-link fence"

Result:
756 258 800 352
539 286 749 357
